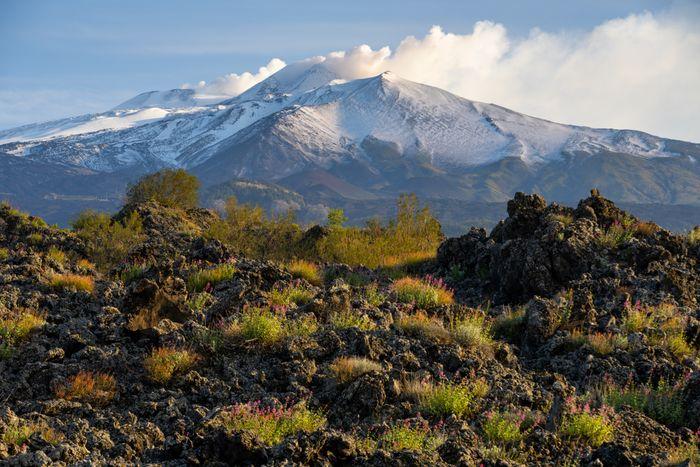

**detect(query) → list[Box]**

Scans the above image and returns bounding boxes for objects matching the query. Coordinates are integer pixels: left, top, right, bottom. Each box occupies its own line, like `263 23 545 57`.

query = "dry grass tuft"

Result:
49 273 94 293
330 356 382 383
144 347 198 384
56 371 117 406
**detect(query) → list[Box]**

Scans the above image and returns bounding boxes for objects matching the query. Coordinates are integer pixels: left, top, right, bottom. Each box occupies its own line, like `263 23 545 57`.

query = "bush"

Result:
330 357 382 383
231 308 284 346
329 309 376 331
72 210 144 271
49 273 94 293
56 371 117 406
126 169 200 208
450 313 493 351
1 419 62 446
602 379 685 427
597 217 636 248
144 347 198 384
395 312 450 342
269 283 315 307
390 277 453 308
187 263 237 292
560 403 615 447
221 401 326 446
482 412 524 445
46 246 67 265
378 421 446 453
285 259 322 285
419 380 488 418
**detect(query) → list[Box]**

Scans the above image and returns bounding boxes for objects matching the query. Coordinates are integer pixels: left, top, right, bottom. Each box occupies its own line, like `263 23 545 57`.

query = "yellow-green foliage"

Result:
284 314 319 338
329 309 376 331
76 258 95 272
623 302 694 359
206 196 303 261
207 194 442 269
0 247 8 261
390 277 453 308
689 226 700 245
221 402 326 446
450 313 493 351
587 332 628 355
377 423 446 453
395 312 451 342
418 379 489 418
597 216 637 248
560 412 614 447
144 347 198 384
285 260 322 285
362 283 386 306
482 412 524 445
49 273 94 293
330 357 382 383
72 210 144 271
601 379 684 427
269 284 315 307
46 246 67 265
187 263 237 292
27 232 43 245
126 168 200 208
56 371 117 406
551 213 574 226
231 308 284 346
2 419 63 446
1 311 45 358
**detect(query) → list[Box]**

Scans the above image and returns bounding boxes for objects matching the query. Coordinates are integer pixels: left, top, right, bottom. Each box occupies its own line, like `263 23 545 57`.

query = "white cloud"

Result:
183 58 286 96
195 7 700 142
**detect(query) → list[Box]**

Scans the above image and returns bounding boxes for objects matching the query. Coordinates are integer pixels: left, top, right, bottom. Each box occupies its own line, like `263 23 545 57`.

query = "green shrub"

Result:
390 277 453 308
450 313 493 351
126 168 200 208
602 379 685 427
482 412 524 445
144 347 198 384
72 210 144 271
46 246 67 265
187 263 237 292
285 259 323 285
269 283 315 307
231 308 284 346
119 263 149 284
329 309 376 331
419 379 488 418
597 217 636 248
378 422 446 453
221 402 326 446
560 405 615 447
362 283 385 306
284 314 319 338
0 247 8 261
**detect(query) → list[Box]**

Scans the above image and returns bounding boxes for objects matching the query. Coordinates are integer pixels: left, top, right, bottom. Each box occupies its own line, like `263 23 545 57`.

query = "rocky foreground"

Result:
0 192 698 466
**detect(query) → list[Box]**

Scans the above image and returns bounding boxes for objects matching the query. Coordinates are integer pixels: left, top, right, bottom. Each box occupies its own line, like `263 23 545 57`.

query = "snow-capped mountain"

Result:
1 62 699 227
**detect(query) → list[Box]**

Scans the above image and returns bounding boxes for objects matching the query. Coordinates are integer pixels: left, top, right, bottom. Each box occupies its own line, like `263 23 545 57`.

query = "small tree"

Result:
126 169 200 208
326 209 348 229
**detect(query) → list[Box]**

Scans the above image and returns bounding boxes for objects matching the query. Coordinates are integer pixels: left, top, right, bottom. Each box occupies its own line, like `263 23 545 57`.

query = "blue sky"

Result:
1 0 697 140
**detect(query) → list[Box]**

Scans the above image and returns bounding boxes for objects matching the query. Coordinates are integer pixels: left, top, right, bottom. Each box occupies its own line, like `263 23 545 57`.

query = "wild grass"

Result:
285 259 323 285
597 217 636 248
284 314 319 338
689 226 700 245
492 307 526 341
623 302 694 359
49 273 94 293
377 421 446 453
330 356 382 383
482 412 524 445
221 401 326 446
568 331 628 355
0 247 8 261
416 379 489 418
450 313 493 351
76 258 95 272
329 309 376 331
72 210 144 271
362 282 386 306
0 312 45 343
46 246 67 265
390 276 453 308
560 401 615 447
230 308 284 346
395 312 451 342
55 371 117 406
119 263 149 283
269 283 315 307
601 378 685 427
187 263 237 292
1 419 63 446
144 347 198 384
551 213 574 226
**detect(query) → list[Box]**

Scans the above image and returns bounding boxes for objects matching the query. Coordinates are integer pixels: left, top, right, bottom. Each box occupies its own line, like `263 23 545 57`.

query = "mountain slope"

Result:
0 63 698 228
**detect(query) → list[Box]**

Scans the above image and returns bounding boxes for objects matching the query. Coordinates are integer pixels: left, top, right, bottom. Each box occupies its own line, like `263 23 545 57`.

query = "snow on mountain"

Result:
0 63 690 177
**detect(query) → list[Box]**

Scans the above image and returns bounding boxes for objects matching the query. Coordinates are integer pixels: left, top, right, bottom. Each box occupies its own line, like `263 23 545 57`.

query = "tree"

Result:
126 169 200 208
326 208 348 229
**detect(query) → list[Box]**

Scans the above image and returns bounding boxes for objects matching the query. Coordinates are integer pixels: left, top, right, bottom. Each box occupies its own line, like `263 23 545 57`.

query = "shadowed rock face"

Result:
0 194 699 465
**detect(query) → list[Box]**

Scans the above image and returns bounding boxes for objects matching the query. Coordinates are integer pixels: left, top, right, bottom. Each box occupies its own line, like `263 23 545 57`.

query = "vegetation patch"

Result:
144 347 198 384
285 259 323 285
49 273 95 293
56 371 117 406
600 378 685 427
0 311 45 358
221 401 326 446
330 356 382 383
560 401 615 447
390 276 453 308
1 419 63 446
269 282 315 307
395 312 450 342
418 379 489 418
72 210 144 271
377 421 446 453
46 246 68 265
329 309 376 331
450 313 493 351
187 263 237 292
